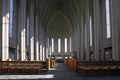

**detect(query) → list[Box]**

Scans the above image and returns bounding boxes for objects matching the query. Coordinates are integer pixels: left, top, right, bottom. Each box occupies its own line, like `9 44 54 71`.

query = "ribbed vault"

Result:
37 0 81 38
47 10 72 37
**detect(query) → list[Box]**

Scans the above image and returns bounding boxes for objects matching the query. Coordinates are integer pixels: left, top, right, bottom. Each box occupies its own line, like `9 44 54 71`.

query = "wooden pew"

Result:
2 62 10 73
1 61 43 74
32 62 42 73
76 61 120 75
24 62 32 73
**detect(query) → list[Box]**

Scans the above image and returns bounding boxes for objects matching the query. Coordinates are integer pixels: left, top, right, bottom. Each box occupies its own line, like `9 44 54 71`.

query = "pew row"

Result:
0 61 44 74
76 61 120 75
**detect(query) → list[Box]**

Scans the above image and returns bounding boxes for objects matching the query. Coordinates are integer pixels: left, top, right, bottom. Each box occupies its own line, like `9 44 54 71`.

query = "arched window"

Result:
65 38 67 53
52 38 54 53
9 0 13 38
105 0 111 38
58 38 61 53
70 37 72 52
90 16 93 46
27 16 29 46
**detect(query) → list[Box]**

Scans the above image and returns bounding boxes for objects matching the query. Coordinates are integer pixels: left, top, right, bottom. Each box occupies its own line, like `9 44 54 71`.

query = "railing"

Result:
0 61 43 74
76 61 120 75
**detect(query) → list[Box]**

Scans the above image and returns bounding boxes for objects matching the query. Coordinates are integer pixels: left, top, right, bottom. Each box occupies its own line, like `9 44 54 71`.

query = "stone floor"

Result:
0 63 120 80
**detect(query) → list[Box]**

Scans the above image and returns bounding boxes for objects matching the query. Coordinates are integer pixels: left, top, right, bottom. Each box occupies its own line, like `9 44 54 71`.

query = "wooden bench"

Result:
76 61 120 75
1 61 43 74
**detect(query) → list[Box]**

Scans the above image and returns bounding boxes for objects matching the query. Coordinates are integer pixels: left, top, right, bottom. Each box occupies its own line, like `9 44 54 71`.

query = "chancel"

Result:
0 0 120 80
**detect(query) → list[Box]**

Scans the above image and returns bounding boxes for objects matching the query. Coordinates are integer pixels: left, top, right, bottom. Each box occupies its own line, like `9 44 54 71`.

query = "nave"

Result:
0 0 120 79
0 63 120 80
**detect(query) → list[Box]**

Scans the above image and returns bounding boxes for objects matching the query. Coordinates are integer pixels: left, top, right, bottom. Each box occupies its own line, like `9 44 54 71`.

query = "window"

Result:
85 24 87 48
65 38 67 53
105 0 111 38
27 16 29 46
49 46 52 57
52 38 54 53
58 38 61 53
90 16 93 46
9 0 13 38
70 37 72 52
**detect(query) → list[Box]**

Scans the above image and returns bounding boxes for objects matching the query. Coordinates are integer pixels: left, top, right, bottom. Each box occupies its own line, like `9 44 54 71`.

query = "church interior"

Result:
0 0 120 80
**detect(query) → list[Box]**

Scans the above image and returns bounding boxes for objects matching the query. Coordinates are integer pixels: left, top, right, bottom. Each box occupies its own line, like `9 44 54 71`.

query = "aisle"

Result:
46 63 81 80
0 63 120 80
42 63 120 80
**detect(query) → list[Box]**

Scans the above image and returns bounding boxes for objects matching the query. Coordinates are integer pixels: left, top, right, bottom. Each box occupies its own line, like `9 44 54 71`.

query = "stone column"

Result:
39 25 43 61
61 38 65 57
1 0 9 61
35 14 39 61
85 0 90 61
99 1 104 61
0 0 2 60
80 16 85 61
38 25 40 60
111 0 120 61
13 0 18 60
49 38 52 58
42 30 45 61
73 31 77 52
39 24 41 60
16 0 21 60
40 27 45 61
72 28 78 59
29 0 34 61
77 21 81 61
46 37 49 59
20 0 27 61
93 0 101 61
67 37 70 56
76 24 80 61
45 34 47 60
40 42 43 61
41 27 43 61
42 46 45 61
80 0 85 61
54 38 58 60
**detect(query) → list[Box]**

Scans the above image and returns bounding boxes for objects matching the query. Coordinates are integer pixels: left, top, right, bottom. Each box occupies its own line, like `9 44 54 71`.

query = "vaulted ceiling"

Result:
36 0 82 38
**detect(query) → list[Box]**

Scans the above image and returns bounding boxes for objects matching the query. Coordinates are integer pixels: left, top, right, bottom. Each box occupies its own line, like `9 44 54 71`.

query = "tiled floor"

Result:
0 63 120 80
